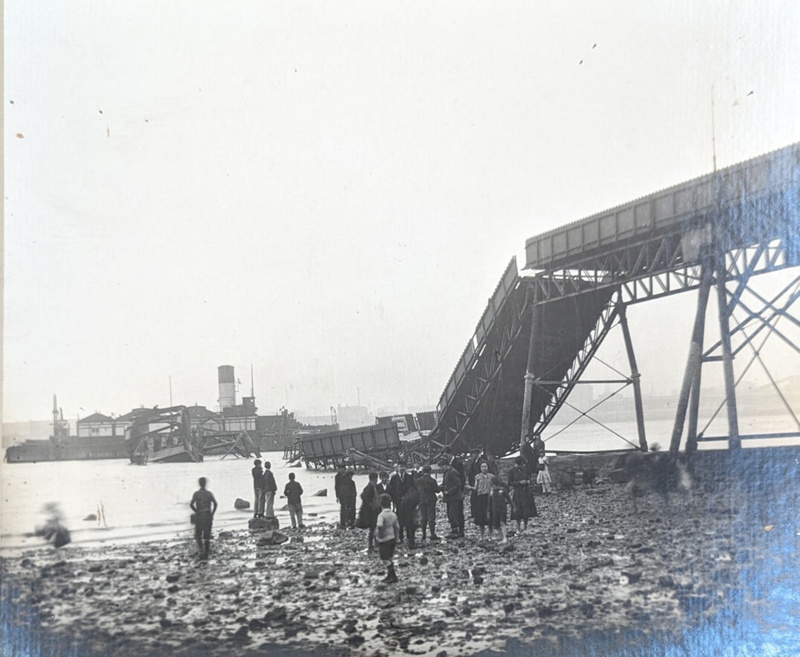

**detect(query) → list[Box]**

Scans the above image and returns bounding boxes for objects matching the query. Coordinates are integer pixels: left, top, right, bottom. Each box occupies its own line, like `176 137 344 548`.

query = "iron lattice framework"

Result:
432 142 799 455
528 297 620 438
528 235 797 307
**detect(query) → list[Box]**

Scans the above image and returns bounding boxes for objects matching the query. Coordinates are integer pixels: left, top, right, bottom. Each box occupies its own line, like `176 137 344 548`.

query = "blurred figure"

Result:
190 477 218 559
37 502 71 548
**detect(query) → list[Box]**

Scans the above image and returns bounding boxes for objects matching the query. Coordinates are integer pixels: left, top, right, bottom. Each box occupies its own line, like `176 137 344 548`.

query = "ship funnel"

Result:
218 365 236 410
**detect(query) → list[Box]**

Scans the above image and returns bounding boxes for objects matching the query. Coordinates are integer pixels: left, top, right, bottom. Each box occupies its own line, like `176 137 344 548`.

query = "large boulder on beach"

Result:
313 489 327 497
234 498 251 510
249 516 280 530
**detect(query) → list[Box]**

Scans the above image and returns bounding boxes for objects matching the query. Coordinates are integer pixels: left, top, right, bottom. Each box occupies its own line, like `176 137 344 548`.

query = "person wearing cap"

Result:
389 462 416 544
416 464 440 541
442 446 465 490
441 460 465 538
251 459 265 518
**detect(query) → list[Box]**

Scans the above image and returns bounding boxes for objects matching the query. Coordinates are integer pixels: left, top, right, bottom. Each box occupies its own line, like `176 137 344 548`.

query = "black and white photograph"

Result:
2 2 799 656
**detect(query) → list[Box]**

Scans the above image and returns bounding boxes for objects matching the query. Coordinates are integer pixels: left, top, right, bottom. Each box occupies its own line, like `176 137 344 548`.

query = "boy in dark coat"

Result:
262 461 278 518
341 471 357 529
283 472 304 529
415 465 440 541
441 462 465 538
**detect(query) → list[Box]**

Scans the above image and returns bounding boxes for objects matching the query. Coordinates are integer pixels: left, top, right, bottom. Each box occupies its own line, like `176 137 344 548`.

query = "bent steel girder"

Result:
439 282 531 454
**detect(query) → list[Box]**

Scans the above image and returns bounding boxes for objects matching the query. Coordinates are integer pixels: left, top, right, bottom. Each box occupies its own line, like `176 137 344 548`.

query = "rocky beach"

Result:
2 448 799 657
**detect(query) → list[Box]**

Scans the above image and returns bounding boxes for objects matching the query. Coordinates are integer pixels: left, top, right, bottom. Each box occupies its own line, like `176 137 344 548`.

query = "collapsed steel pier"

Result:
428 142 800 457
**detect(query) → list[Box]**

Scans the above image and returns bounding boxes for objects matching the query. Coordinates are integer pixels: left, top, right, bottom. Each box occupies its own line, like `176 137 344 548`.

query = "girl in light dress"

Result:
537 454 553 493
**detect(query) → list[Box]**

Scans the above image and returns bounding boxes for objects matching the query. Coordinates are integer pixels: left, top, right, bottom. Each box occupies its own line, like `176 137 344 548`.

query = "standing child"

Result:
537 454 553 494
470 461 494 540
375 494 400 583
284 472 304 529
488 475 512 543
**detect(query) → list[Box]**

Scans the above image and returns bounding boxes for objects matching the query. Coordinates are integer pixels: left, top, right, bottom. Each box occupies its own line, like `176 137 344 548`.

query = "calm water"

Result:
3 416 795 554
0 452 371 553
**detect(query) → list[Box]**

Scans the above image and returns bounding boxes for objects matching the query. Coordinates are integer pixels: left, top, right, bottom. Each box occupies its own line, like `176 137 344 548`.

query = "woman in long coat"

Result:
507 457 538 534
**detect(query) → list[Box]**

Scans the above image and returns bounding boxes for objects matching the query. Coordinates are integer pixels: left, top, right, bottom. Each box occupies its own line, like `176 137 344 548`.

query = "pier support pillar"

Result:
618 303 648 452
715 258 741 450
520 304 541 443
670 262 714 455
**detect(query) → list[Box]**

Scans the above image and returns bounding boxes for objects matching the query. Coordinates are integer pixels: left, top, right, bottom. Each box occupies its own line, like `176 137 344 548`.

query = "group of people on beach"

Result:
189 433 552 580
252 459 305 528
341 433 551 583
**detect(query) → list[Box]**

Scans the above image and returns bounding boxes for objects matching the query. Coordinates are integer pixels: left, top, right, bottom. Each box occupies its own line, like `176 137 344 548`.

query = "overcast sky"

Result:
4 1 800 423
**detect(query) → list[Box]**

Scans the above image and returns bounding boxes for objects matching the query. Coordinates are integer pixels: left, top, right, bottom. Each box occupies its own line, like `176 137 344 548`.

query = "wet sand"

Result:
2 455 799 657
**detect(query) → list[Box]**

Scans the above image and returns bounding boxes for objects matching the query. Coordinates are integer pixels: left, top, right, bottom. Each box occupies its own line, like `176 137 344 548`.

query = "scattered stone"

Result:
232 626 249 641
234 499 251 510
313 489 328 497
165 573 180 583
83 514 98 521
218 531 233 539
622 569 643 584
264 606 288 624
250 517 281 531
658 576 675 588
